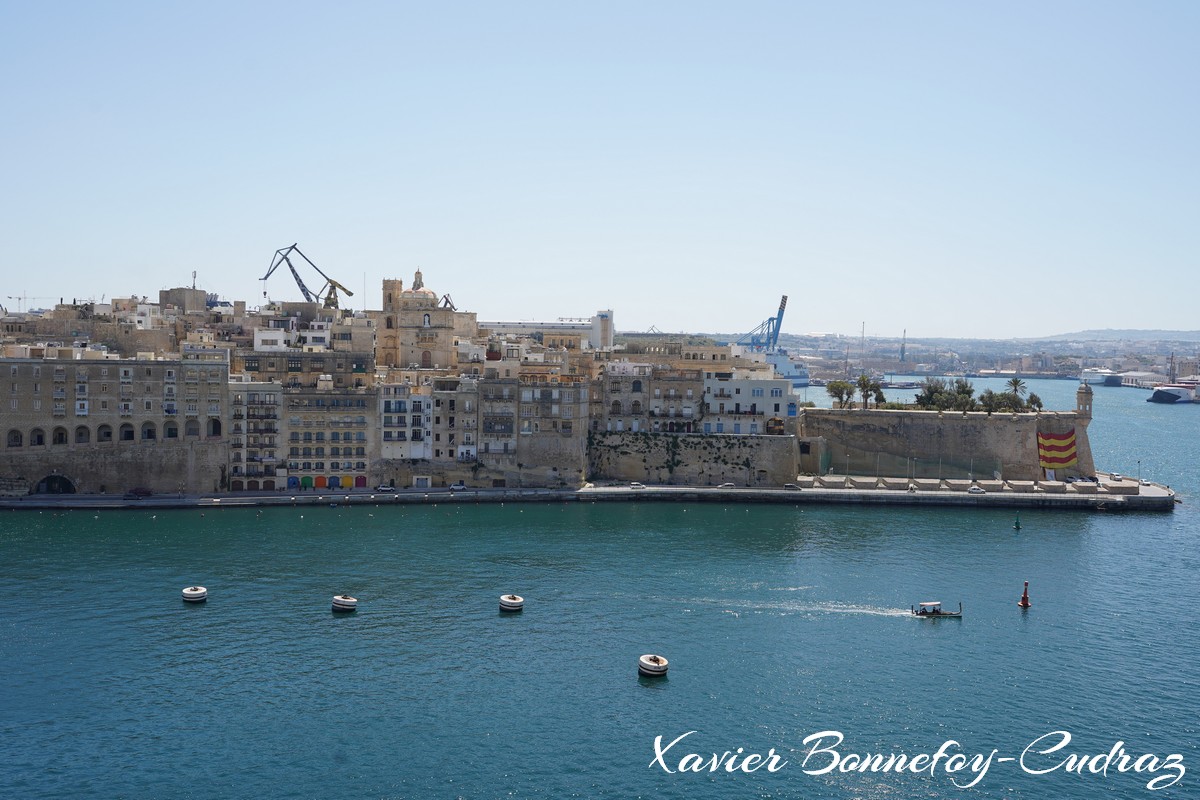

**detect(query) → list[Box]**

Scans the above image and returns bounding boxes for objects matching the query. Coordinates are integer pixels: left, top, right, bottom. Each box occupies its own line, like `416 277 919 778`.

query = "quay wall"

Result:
587 431 798 486
797 409 1095 481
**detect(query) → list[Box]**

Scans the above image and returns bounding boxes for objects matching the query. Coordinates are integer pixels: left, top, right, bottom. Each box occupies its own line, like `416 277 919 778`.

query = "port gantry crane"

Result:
736 295 787 351
260 243 355 310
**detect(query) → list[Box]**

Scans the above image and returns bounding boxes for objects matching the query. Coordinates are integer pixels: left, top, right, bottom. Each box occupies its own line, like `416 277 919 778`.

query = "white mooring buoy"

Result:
638 653 669 677
332 594 358 612
499 594 524 612
182 586 208 603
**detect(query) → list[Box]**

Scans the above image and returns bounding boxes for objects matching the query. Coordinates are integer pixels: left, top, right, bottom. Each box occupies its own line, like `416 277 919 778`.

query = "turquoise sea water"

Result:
1 379 1196 799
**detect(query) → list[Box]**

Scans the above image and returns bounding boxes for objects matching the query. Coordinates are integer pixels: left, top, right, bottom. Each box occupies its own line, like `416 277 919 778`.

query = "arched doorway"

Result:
231 480 245 491
421 350 432 368
207 418 222 437
34 474 76 494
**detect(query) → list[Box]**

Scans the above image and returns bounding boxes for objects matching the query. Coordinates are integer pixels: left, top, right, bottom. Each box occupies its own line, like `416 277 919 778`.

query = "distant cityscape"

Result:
1 274 1195 497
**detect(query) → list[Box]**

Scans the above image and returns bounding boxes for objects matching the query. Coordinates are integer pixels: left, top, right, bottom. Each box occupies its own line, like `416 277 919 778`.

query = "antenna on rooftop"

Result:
192 270 197 290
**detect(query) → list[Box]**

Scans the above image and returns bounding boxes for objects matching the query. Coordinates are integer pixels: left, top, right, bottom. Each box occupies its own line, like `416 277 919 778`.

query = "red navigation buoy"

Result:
1018 581 1031 609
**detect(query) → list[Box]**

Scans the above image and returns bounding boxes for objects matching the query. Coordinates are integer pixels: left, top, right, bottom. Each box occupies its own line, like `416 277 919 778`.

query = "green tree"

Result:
1007 377 1027 398
826 380 856 409
1027 392 1043 411
914 377 948 409
914 377 975 411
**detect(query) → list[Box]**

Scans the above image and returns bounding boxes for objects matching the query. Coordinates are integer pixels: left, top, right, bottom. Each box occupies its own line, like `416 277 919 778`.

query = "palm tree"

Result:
856 374 882 409
1006 378 1027 398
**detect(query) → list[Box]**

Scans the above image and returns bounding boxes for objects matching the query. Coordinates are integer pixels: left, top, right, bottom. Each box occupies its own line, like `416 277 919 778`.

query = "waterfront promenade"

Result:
0 476 1177 512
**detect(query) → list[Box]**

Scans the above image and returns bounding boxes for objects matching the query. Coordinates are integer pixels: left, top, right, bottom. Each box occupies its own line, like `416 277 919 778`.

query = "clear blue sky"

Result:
2 2 1196 339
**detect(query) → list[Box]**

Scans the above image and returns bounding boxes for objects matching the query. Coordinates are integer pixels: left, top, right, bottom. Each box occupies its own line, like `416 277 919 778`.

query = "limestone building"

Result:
1 347 229 494
279 376 377 491
228 379 282 491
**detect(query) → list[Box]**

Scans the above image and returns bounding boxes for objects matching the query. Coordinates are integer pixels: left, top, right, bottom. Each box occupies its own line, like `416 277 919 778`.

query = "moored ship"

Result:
765 349 811 390
1147 384 1197 404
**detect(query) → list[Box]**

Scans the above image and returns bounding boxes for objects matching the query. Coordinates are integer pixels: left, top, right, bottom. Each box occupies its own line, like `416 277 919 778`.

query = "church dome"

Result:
400 271 439 304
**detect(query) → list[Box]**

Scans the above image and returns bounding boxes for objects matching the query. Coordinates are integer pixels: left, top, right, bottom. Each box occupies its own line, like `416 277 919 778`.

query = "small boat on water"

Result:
911 601 962 618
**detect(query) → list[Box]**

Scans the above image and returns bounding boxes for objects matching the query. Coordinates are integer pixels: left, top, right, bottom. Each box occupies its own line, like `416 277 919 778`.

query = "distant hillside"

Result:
1036 329 1200 342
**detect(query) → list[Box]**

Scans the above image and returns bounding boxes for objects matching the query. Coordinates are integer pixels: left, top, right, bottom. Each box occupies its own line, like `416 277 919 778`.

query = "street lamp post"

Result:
845 452 850 475
1138 460 1142 483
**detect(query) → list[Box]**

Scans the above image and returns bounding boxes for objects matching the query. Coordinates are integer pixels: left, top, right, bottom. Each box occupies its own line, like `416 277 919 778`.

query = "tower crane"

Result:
736 295 787 351
260 244 355 309
6 294 57 313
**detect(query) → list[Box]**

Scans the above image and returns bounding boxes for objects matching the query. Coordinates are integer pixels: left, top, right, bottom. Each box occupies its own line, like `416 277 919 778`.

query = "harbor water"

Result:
1 379 1195 799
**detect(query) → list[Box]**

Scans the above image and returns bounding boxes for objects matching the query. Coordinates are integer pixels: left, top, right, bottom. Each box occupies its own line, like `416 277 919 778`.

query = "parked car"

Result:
123 487 152 499
1111 474 1124 482
629 482 646 489
448 482 467 491
375 485 396 492
968 485 986 494
783 483 800 490
717 482 736 488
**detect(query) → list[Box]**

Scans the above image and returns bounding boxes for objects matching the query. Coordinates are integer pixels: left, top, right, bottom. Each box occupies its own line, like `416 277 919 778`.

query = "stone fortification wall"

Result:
797 409 1094 481
0 440 231 495
588 432 798 486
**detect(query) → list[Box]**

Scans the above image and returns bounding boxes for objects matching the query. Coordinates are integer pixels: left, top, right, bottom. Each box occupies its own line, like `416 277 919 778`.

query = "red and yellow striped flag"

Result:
1037 429 1078 468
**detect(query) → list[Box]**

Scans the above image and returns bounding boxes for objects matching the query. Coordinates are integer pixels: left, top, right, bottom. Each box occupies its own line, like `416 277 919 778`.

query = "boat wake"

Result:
681 597 911 618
